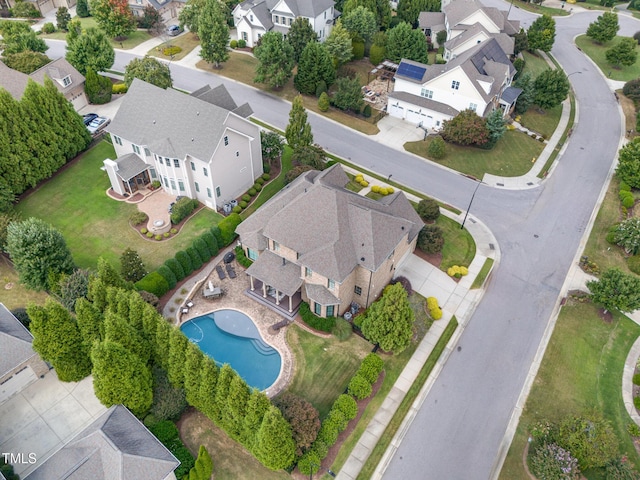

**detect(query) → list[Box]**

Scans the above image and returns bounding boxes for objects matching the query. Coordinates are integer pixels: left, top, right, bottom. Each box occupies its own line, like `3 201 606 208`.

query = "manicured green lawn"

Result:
285 325 373 418
438 215 476 270
471 257 494 289
41 17 152 49
522 51 552 79
575 35 640 82
405 130 545 179
510 0 568 16
520 103 562 139
16 140 222 272
147 32 200 61
499 301 640 479
0 256 49 309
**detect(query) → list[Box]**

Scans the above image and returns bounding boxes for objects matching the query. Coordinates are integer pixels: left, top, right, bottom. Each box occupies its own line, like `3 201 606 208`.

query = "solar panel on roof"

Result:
397 62 426 81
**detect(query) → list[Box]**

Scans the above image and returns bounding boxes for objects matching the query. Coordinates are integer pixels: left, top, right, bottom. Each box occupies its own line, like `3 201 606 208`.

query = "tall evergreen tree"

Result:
243 390 271 451
341 5 377 43
285 95 313 150
212 364 236 423
324 19 353 67
226 374 251 440
386 22 429 64
155 319 172 369
75 297 104 349
198 0 230 68
28 300 92 381
167 328 189 388
6 217 75 291
66 27 115 75
103 311 151 364
254 31 295 89
253 406 296 471
183 341 204 408
120 247 147 282
198 357 219 418
485 109 506 148
514 72 535 114
127 291 146 332
333 75 365 112
0 90 31 194
294 41 335 95
286 17 317 63
76 0 90 17
91 340 153 416
396 0 440 27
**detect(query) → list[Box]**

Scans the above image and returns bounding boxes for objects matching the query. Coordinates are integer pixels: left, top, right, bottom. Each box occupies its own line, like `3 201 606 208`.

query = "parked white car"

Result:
87 116 110 135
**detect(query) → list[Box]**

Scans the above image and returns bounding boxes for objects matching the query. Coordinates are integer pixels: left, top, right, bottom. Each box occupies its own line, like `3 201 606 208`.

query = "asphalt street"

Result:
45 10 638 476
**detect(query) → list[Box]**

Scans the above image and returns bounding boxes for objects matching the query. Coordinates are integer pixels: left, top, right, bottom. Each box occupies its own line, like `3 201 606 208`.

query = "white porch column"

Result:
289 296 293 313
250 276 255 291
262 282 267 298
275 290 280 305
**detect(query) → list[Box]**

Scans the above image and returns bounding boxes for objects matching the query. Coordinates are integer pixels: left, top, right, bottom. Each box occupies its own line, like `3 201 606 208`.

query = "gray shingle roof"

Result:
442 0 518 36
114 153 149 181
106 79 245 162
25 405 179 480
281 0 334 18
236 164 422 283
388 91 460 117
305 283 340 305
0 303 36 378
418 11 445 30
501 86 522 104
245 250 303 296
0 61 29 99
30 58 85 95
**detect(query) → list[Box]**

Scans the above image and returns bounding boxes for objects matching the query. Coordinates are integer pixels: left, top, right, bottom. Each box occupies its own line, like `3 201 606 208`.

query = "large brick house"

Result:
235 164 423 318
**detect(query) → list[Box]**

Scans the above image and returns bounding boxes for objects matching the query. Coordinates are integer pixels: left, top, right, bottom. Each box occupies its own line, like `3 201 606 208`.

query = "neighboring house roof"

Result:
277 0 334 18
442 0 519 36
190 84 253 117
388 91 460 117
106 79 251 162
237 164 422 283
0 303 36 379
236 0 333 31
418 11 445 31
445 23 514 56
396 38 514 105
0 58 84 100
25 405 179 480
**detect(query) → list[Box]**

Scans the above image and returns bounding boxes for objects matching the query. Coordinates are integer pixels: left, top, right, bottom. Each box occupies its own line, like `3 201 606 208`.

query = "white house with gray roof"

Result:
24 405 179 480
104 79 262 211
388 38 520 128
0 304 48 404
233 0 337 47
236 164 422 318
128 0 184 23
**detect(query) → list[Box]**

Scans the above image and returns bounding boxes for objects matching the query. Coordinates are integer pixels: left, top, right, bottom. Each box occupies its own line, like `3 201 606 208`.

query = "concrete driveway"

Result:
78 94 124 121
0 371 106 477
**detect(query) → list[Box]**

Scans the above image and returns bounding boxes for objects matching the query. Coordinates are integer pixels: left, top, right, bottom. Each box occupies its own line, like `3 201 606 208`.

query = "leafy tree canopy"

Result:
254 31 295 89
606 37 638 68
533 69 569 110
124 55 173 88
341 5 377 43
386 21 429 64
616 137 640 188
586 267 640 313
441 109 489 146
285 95 313 149
586 11 619 44
198 0 230 67
527 14 556 53
89 0 136 38
66 27 115 75
286 17 317 63
1 51 50 74
294 41 335 95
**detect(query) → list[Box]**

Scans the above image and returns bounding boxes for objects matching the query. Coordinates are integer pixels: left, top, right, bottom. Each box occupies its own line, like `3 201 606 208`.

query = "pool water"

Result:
180 309 281 391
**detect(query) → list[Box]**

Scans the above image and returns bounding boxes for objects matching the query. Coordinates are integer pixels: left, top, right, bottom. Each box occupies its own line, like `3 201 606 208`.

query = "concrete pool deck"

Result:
175 255 295 398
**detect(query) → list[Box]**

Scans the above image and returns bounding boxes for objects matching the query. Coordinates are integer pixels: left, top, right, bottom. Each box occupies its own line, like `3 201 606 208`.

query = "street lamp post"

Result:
461 179 483 230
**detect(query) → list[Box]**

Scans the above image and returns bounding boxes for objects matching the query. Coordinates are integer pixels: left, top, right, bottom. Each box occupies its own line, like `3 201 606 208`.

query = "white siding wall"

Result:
447 31 490 59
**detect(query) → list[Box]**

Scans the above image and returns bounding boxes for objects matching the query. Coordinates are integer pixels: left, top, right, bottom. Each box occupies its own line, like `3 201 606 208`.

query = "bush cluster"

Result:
370 185 394 196
238 39 246 48
418 224 444 253
129 210 148 226
149 421 195 479
170 197 198 225
299 302 336 332
353 174 369 188
112 82 128 94
285 165 313 184
415 198 440 222
426 296 442 320
162 46 181 56
230 39 238 48
447 265 468 278
628 255 640 275
42 22 55 33
234 245 253 268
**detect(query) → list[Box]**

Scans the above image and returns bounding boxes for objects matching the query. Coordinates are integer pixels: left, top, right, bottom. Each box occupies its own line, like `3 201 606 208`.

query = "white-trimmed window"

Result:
273 240 280 251
62 75 72 87
224 136 229 146
305 267 312 277
195 182 200 192
203 167 208 177
114 136 122 146
327 278 335 289
173 158 180 168
178 180 185 191
420 88 433 99
132 144 141 154
327 305 335 317
354 285 362 295
469 103 477 112
165 158 170 166
170 179 176 190
216 186 221 197
191 161 195 171
207 188 212 198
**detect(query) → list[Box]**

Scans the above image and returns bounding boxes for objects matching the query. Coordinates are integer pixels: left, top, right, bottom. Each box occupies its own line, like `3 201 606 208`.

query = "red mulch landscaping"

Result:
412 247 442 268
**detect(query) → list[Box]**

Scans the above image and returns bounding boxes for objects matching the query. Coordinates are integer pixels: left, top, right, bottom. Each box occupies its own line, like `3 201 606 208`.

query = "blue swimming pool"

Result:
180 309 281 391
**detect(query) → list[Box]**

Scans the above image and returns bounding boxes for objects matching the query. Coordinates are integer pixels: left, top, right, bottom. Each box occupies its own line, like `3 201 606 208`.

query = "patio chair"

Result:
216 265 226 280
226 264 236 279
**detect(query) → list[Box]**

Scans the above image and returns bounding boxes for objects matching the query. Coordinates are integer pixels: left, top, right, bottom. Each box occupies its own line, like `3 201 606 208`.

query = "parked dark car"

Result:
167 24 183 36
83 113 98 126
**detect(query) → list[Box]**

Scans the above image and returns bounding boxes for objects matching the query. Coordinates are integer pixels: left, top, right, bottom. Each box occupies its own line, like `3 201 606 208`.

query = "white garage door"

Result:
388 103 404 118
406 109 422 124
0 366 37 404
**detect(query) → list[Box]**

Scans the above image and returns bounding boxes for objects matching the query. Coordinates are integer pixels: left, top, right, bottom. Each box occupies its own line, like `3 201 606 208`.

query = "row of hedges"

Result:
149 420 195 479
298 353 384 475
135 213 242 297
232 173 270 213
299 301 336 332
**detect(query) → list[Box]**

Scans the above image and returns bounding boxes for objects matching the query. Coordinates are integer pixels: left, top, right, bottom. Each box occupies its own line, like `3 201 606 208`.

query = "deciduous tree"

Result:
360 282 414 354
386 21 428 63
124 56 172 89
261 131 284 165
198 0 229 68
324 19 353 66
417 224 444 253
606 37 638 68
6 217 75 291
294 41 335 95
341 5 377 43
527 14 556 53
273 392 320 456
587 267 640 313
66 27 115 75
0 20 48 55
254 31 295 89
89 0 135 38
533 69 569 110
586 11 619 44
292 144 326 170
441 109 489 146
285 95 313 149
286 17 317 63
616 137 640 188
332 75 364 112
178 0 205 33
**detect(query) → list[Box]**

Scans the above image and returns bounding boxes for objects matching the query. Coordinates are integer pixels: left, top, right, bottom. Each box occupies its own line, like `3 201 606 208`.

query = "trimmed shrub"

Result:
112 82 128 94
141 228 148 234
175 250 193 276
242 194 251 202
218 213 242 246
135 272 169 297
186 246 203 271
622 193 635 208
352 40 365 60
427 296 442 320
316 421 340 446
606 225 619 245
162 46 181 56
333 394 358 420
248 188 257 196
149 421 194 479
358 353 384 384
262 173 270 181
210 226 223 248
146 231 153 238
427 136 446 159
163 232 170 238
635 396 640 410
230 39 238 48
256 177 265 185
235 246 253 268
193 237 211 262
129 211 148 225
628 255 640 275
318 91 330 112
298 451 322 476
238 39 246 48
170 197 198 225
326 408 348 431
332 317 352 341
416 198 440 221
418 224 444 253
155 234 162 240
629 422 640 436
239 200 248 209
200 232 218 257
369 43 385 66
447 265 469 278
363 104 372 118
371 185 380 193
299 302 336 332
42 22 55 33
253 183 262 191
348 374 372 400
164 257 185 281
620 181 632 192
156 265 177 289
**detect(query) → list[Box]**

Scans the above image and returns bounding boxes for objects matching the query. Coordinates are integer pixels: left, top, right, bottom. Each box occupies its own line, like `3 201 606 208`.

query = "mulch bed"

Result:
412 247 442 268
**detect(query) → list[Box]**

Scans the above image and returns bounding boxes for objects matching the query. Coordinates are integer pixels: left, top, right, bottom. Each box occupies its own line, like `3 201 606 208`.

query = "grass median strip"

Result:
471 257 494 289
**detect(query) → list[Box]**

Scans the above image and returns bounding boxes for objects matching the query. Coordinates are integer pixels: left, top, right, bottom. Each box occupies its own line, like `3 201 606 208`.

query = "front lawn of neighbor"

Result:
16 141 222 272
147 32 200 61
509 0 568 16
519 103 562 139
438 215 476 270
198 53 380 135
405 130 545 179
521 51 552 79
575 35 640 82
41 17 152 49
499 301 640 479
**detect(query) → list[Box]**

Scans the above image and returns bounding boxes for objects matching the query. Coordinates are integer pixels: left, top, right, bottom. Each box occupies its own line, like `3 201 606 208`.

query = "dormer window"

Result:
250 14 253 21
62 75 72 87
